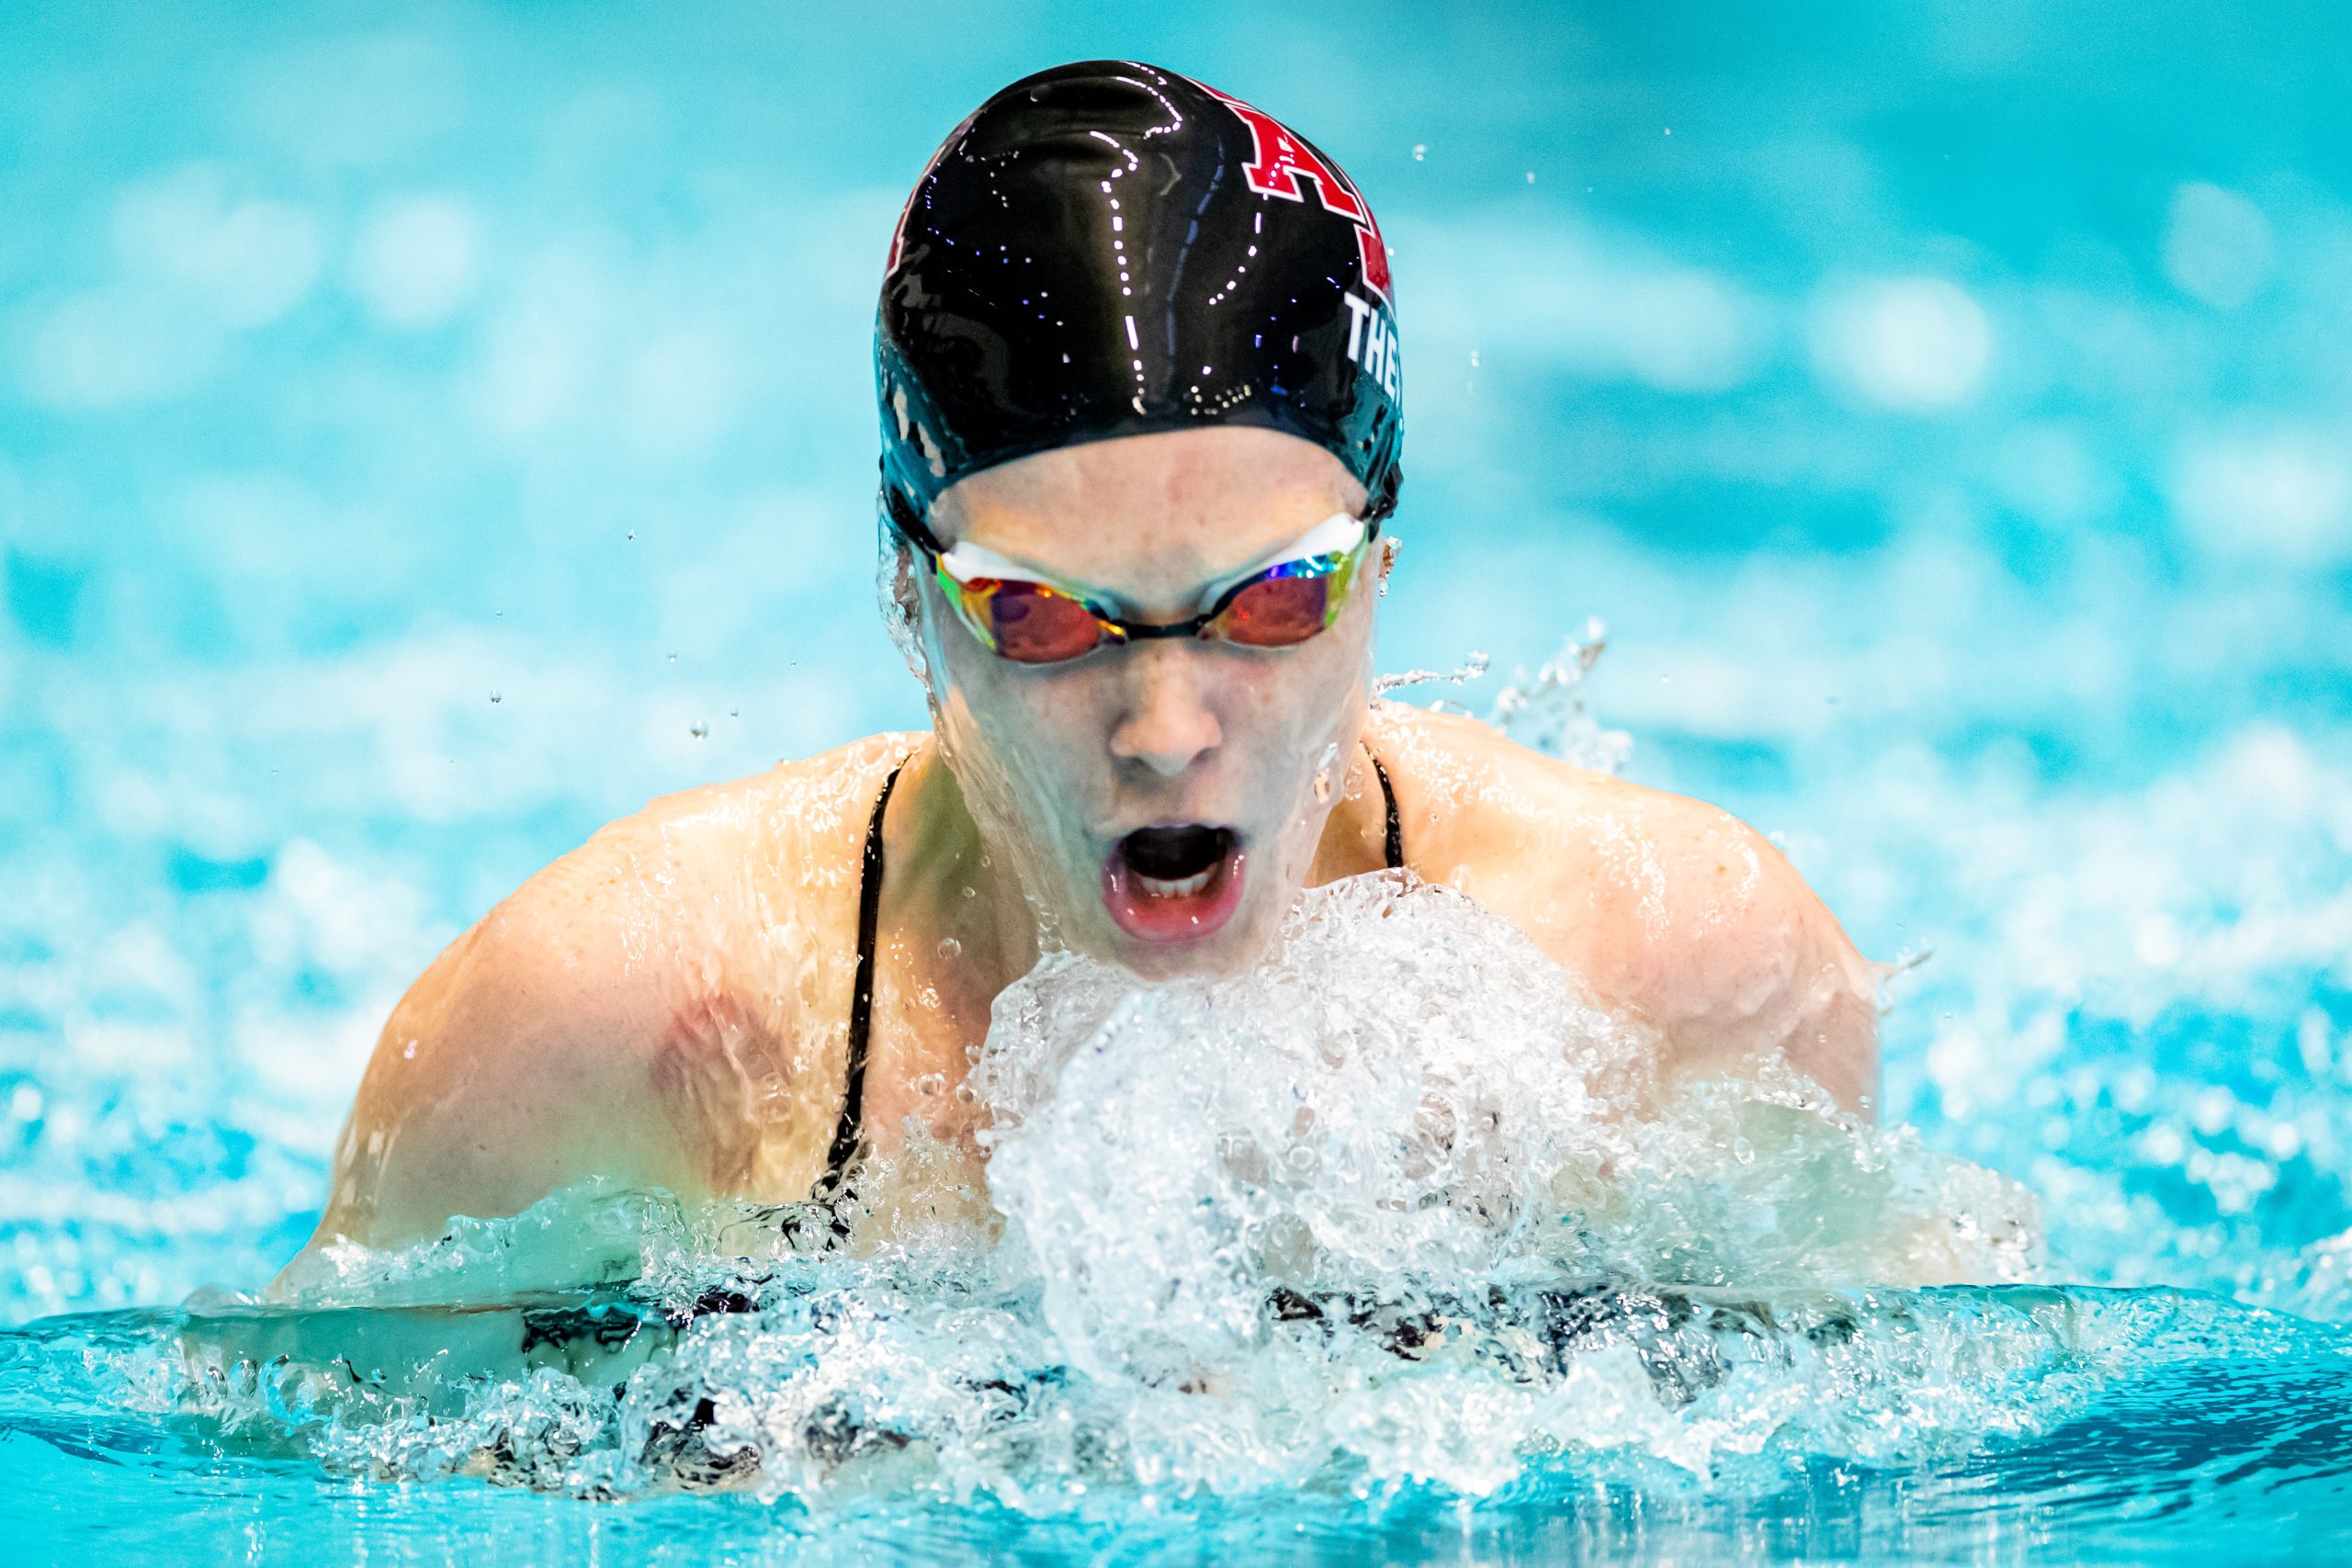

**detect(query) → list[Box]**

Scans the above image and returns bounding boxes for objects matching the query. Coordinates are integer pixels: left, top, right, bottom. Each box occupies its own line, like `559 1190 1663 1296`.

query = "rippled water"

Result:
8 0 2352 1560
9 1254 2352 1559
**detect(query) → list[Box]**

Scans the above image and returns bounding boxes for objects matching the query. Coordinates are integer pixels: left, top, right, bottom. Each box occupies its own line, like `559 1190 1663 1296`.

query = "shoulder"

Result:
1370 703 1879 1110
569 730 922 891
313 732 925 1247
428 730 919 1033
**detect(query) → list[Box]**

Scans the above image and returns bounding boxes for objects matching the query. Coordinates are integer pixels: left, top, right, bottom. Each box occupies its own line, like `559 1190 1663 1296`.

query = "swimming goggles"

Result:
884 494 1384 665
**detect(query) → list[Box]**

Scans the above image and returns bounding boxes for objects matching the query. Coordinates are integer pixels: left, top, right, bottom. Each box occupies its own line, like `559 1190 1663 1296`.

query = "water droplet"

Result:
667 652 676 663
1310 740 1341 805
961 885 978 900
1412 143 1426 161
627 530 636 540
938 936 964 960
690 720 709 740
489 691 502 705
729 708 740 719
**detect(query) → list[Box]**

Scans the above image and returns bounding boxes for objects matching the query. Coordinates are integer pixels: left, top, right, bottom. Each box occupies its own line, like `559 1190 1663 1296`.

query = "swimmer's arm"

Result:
1525 783 1882 1114
297 840 773 1256
1640 802 1879 1112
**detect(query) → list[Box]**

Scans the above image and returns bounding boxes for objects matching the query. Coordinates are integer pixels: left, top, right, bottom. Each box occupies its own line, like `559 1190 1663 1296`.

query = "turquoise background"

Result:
4 2 2351 1556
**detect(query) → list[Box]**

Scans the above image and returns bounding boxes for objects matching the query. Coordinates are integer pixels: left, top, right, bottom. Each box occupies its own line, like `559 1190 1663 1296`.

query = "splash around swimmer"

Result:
291 62 1879 1259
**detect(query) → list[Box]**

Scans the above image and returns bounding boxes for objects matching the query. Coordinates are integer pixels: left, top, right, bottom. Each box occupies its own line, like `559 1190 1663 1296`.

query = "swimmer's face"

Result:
910 426 1379 977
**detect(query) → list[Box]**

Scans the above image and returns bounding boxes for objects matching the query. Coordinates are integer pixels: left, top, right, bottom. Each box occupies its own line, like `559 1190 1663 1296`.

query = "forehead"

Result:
933 427 1365 606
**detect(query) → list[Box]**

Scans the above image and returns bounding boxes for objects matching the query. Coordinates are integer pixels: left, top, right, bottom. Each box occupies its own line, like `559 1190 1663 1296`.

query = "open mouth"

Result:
1102 824 1246 943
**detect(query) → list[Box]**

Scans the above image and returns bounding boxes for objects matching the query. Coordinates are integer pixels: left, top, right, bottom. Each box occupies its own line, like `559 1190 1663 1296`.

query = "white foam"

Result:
989 876 2034 1337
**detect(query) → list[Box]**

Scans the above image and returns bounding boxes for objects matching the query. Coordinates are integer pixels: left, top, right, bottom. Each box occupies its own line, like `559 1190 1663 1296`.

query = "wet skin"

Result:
297 428 1880 1258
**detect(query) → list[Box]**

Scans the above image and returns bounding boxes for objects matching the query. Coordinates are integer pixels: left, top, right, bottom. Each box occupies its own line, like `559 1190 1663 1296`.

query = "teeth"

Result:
1136 868 1214 898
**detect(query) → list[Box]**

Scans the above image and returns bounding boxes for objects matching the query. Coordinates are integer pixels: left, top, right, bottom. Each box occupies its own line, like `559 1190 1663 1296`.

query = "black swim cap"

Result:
876 60 1402 536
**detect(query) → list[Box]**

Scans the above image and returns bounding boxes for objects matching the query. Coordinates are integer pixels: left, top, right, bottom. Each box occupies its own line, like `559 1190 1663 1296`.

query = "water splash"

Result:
1373 649 1490 703
1376 625 1631 774
1482 620 1634 775
0 874 2075 1512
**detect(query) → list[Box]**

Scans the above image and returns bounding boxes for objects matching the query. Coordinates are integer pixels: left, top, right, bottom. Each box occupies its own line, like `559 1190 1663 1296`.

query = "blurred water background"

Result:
4 0 2352 1555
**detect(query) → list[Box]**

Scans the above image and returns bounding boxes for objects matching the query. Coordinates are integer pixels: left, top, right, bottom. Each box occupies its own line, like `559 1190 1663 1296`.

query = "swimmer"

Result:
294 62 1878 1258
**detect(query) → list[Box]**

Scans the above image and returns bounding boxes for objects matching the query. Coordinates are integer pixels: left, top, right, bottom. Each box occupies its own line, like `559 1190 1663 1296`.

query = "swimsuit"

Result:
813 749 1406 1205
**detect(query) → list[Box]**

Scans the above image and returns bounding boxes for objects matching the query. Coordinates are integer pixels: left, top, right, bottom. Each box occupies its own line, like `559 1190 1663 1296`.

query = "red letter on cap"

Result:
1208 90 1368 222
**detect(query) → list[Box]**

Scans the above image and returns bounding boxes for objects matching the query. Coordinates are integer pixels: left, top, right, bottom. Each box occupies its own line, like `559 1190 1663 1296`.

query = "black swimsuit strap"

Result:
817 758 905 1204
1369 749 1405 871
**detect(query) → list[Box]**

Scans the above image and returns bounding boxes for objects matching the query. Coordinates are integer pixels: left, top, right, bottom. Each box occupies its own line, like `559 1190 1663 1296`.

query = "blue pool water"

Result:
6 1 2352 1560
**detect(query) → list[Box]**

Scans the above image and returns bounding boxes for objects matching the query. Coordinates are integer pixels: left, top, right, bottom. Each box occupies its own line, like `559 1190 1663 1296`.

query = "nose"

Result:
1108 641 1223 779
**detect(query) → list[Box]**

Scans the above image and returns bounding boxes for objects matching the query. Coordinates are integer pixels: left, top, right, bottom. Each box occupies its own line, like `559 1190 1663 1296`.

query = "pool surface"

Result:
5 1 2351 1560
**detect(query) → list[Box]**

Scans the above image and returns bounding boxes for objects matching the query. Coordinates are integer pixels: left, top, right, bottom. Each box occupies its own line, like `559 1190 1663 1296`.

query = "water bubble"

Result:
1310 740 1342 804
1412 143 1427 161
938 936 964 961
689 721 708 740
489 691 501 705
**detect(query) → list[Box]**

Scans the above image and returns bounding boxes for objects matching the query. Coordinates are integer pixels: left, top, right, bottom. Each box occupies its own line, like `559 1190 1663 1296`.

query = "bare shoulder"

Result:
1369 702 1880 1111
307 733 923 1251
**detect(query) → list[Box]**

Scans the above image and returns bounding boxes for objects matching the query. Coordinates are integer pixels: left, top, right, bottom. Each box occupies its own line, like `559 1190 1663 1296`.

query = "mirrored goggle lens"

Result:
1211 552 1357 648
958 578 1112 664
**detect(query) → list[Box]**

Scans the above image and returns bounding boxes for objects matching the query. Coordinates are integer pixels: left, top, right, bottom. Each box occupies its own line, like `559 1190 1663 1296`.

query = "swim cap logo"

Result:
1204 87 1391 304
